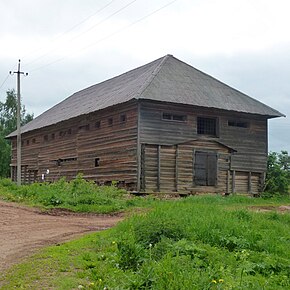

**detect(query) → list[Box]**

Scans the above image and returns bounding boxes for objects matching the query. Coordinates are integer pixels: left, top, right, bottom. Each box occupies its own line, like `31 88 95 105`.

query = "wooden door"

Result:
194 151 217 186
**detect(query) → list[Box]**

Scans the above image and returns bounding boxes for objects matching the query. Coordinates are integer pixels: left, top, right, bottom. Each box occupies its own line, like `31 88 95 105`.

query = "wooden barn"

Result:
7 55 284 195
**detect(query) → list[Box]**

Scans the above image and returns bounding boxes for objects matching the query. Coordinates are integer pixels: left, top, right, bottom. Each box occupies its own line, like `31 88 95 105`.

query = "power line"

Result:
80 0 179 52
25 0 138 69
53 0 117 38
30 0 179 73
69 0 138 43
23 0 117 65
0 74 10 91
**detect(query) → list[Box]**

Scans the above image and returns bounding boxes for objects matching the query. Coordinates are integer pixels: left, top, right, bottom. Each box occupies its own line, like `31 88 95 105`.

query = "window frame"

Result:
162 112 187 122
197 116 219 137
108 117 113 126
95 120 101 129
228 120 249 128
120 114 127 123
95 157 100 167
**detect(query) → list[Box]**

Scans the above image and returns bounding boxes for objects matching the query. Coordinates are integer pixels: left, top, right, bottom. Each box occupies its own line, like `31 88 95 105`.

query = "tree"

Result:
0 89 33 177
264 151 290 195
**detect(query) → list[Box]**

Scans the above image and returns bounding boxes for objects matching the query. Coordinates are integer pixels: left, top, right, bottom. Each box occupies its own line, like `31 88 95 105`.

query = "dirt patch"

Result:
0 200 123 275
249 205 290 213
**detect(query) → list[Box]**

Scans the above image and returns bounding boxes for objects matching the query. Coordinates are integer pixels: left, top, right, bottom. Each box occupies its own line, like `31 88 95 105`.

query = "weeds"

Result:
0 190 290 289
0 176 151 213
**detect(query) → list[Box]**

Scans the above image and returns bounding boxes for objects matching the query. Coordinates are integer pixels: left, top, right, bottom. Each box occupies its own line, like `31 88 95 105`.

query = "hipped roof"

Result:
8 54 284 137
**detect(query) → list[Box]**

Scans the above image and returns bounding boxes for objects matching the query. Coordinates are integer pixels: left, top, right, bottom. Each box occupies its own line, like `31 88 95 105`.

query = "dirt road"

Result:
0 200 123 273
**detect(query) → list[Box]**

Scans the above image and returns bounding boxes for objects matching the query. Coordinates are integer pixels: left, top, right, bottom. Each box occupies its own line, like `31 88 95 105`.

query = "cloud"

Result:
0 0 289 152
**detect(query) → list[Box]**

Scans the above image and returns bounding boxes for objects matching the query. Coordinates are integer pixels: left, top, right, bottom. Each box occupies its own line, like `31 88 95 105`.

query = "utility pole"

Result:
10 60 28 186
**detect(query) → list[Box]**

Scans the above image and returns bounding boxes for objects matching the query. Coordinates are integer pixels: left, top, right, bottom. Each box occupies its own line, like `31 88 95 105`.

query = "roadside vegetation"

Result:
1 193 290 289
0 175 155 214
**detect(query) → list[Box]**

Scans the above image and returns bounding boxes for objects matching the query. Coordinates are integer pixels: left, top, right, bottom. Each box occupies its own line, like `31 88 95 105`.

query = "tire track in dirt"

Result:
0 200 123 275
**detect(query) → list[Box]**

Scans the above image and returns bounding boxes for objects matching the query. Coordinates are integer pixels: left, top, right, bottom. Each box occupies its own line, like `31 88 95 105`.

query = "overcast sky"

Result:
0 0 289 152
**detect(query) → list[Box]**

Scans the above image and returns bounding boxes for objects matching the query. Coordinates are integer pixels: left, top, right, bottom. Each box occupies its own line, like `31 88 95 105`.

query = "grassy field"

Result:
0 179 290 289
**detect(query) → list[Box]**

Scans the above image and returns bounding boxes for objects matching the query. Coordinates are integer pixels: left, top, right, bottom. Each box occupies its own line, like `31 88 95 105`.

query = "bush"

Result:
265 151 290 195
133 212 188 248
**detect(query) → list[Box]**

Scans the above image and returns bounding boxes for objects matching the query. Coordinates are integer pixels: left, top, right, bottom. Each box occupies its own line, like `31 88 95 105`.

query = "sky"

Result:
0 0 289 152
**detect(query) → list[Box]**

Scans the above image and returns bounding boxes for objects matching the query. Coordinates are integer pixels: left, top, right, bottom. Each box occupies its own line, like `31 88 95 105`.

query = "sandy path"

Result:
0 200 123 274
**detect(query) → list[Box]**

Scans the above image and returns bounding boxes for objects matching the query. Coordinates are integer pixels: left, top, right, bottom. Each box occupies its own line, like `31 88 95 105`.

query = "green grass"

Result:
0 176 155 214
1 194 290 289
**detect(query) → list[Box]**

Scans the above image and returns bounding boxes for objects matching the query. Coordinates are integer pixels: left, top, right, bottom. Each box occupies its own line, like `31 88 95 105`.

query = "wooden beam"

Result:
261 172 266 192
226 170 230 194
136 102 141 191
175 145 179 192
248 171 252 194
232 170 236 194
192 149 196 186
140 144 145 191
157 145 161 192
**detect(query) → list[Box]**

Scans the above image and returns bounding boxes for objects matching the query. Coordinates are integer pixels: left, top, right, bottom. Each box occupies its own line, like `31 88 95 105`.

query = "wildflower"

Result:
149 243 152 248
219 279 224 283
78 285 84 289
99 278 103 282
112 241 116 245
211 280 217 284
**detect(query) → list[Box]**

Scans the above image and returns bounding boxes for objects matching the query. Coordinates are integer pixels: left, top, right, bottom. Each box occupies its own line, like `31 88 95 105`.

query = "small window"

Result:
173 114 187 122
162 113 172 120
162 112 187 122
44 135 48 142
59 131 64 137
95 158 100 167
120 114 127 123
79 124 90 131
108 118 113 126
67 128 72 135
228 120 248 128
197 117 217 136
51 133 55 140
26 140 29 146
56 157 77 166
95 121 101 129
32 138 36 144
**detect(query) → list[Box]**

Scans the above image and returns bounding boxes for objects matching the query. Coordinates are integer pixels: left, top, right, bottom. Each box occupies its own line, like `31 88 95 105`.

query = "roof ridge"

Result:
134 54 171 99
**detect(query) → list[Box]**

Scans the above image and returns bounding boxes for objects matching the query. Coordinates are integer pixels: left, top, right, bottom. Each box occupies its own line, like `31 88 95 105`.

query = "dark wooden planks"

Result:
12 102 139 187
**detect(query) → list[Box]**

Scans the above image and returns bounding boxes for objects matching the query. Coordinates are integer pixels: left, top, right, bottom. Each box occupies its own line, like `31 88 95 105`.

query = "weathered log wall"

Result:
140 140 233 194
139 100 267 194
11 101 138 188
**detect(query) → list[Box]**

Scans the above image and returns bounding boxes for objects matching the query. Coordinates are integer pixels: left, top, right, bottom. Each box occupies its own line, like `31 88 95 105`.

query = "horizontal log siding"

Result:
139 102 196 145
141 141 231 194
219 116 268 172
143 145 158 191
139 101 267 194
233 171 261 195
11 102 138 186
178 141 230 193
159 146 176 192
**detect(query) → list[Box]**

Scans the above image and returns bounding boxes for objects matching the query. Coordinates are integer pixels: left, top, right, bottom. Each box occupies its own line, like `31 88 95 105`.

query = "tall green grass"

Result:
1 195 290 289
0 176 154 213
